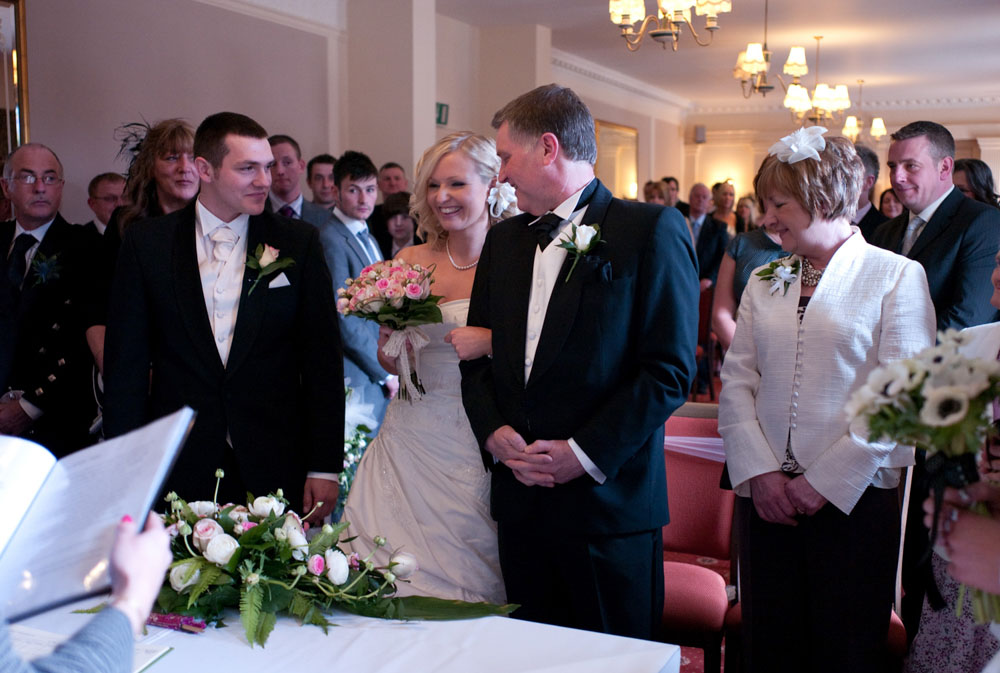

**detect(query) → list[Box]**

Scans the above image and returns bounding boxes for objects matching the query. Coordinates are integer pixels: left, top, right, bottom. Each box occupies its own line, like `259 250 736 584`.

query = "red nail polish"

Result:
121 514 133 523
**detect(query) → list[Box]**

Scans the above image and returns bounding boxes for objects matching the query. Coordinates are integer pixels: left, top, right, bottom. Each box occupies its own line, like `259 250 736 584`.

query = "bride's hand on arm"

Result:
445 326 492 361
377 325 399 375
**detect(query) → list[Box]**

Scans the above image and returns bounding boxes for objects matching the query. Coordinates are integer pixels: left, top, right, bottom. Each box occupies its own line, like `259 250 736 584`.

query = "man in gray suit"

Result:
267 134 332 229
317 150 395 430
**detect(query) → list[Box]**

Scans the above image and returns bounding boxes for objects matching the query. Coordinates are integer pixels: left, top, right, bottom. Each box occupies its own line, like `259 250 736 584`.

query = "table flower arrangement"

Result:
845 329 1000 622
155 471 514 646
337 261 443 401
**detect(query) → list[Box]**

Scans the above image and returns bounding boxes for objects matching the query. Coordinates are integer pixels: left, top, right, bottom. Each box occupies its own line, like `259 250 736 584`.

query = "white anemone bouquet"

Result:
846 329 1000 623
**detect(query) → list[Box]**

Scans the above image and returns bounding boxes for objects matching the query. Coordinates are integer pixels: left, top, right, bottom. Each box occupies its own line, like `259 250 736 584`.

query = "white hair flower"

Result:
488 182 517 218
769 126 827 164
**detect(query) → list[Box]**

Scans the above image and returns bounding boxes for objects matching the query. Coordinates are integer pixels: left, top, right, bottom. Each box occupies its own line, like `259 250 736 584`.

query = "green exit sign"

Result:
436 103 449 126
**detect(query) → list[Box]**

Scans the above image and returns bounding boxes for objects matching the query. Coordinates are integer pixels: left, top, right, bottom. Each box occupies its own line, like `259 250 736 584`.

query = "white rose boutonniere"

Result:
755 257 800 296
246 243 295 295
557 223 604 283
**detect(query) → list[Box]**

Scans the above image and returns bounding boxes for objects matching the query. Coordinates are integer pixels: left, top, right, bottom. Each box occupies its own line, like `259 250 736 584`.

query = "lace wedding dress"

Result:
343 299 505 604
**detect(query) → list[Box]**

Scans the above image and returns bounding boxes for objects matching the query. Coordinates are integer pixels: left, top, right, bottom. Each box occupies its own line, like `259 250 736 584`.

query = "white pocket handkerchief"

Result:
268 272 291 289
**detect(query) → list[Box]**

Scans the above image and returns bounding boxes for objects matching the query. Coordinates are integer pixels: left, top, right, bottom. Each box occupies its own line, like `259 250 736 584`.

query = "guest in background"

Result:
720 130 935 673
688 182 730 289
954 158 1000 208
663 175 689 216
735 195 757 232
83 172 125 236
711 198 786 352
379 191 421 259
712 181 738 236
643 180 666 205
266 134 332 229
0 514 171 672
853 144 888 239
368 161 410 254
880 187 904 219
307 153 338 211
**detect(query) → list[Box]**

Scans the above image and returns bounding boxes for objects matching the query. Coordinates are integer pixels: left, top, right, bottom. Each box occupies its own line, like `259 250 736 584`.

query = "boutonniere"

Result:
245 243 295 295
557 223 603 283
755 257 800 296
30 252 61 287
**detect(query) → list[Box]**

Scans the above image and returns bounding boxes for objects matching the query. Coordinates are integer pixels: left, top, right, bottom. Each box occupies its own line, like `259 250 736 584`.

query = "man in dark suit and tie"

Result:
853 144 888 240
317 150 394 431
663 176 689 217
687 182 730 290
266 134 333 230
0 143 102 456
461 84 698 639
869 120 1000 640
104 112 343 523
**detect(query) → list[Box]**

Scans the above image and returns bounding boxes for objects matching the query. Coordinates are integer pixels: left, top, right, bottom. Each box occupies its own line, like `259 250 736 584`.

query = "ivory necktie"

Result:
901 216 923 256
210 225 238 264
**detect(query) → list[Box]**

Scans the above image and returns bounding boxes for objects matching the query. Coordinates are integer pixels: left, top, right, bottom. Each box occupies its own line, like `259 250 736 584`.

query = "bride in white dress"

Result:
343 132 517 604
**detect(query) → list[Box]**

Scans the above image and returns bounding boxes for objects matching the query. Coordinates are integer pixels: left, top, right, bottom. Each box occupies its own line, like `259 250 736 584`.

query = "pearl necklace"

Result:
446 239 479 271
801 257 825 286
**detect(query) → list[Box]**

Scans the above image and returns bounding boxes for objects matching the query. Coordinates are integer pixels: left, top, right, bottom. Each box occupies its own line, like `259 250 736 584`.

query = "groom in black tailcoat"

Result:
461 84 698 639
104 112 343 522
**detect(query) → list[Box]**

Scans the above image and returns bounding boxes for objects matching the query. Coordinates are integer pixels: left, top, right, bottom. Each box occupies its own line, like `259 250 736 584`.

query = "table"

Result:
19 599 681 673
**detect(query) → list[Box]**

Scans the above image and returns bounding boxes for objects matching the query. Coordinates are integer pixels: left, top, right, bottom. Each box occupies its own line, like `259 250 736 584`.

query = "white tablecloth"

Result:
19 599 681 673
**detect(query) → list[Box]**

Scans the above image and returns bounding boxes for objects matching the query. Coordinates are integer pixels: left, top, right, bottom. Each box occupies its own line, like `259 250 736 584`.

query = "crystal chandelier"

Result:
610 0 731 52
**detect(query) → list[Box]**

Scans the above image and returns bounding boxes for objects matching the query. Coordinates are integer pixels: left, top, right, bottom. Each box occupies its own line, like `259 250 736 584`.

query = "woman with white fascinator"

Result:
719 128 936 673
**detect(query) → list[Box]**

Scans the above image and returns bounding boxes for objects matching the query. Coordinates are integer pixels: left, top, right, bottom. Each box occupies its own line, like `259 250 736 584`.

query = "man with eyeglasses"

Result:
0 143 102 455
84 172 125 235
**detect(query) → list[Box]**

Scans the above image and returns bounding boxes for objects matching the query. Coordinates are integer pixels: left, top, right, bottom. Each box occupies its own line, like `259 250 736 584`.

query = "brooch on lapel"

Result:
246 243 295 295
557 223 604 283
30 252 61 287
755 257 800 296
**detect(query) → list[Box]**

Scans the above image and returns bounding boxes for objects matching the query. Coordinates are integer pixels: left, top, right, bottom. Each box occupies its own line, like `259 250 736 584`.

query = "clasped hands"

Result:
486 425 585 487
750 471 828 526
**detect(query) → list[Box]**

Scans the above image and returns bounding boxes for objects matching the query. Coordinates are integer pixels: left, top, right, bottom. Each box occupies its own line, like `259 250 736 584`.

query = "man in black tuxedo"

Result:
869 120 1000 640
266 135 333 230
104 113 343 523
687 182 730 290
461 84 698 639
853 144 888 240
0 143 102 456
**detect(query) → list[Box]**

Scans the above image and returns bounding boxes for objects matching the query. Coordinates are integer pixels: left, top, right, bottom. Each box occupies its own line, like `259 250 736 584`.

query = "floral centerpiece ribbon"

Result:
337 261 443 402
845 329 1000 622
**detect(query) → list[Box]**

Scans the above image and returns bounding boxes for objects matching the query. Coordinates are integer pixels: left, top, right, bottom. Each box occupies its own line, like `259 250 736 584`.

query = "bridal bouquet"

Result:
845 330 1000 622
337 261 443 401
154 471 513 647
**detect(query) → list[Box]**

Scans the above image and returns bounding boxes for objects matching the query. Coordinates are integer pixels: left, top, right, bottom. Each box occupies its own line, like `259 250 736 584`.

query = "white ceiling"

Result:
437 0 1000 111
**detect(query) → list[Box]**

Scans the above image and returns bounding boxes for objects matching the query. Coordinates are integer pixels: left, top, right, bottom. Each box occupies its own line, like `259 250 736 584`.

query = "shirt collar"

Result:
334 206 369 236
270 192 303 215
853 201 873 224
14 218 55 242
912 185 954 225
195 198 249 240
531 182 590 226
689 213 706 228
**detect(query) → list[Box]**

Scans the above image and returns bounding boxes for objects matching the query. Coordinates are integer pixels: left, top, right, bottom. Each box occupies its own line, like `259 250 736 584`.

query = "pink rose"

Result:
361 265 373 276
337 297 350 313
348 552 360 570
242 521 257 532
192 518 223 552
259 244 279 268
375 277 391 292
405 269 421 280
404 283 423 300
307 554 325 576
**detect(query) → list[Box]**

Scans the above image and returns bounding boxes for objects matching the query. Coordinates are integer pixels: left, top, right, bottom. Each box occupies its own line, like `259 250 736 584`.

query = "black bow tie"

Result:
532 213 564 251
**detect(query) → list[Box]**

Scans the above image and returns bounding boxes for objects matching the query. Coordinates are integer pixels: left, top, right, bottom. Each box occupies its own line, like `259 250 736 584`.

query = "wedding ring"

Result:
796 507 805 515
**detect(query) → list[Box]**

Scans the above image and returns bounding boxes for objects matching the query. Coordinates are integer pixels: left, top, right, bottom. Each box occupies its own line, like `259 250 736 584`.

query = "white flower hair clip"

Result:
488 182 517 218
768 126 828 164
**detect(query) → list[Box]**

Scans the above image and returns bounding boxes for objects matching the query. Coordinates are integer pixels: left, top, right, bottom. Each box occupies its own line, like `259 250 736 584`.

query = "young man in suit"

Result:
852 144 888 240
266 135 333 230
461 84 698 639
307 153 337 211
317 151 394 431
663 176 689 217
0 143 103 456
869 120 1000 640
104 112 343 523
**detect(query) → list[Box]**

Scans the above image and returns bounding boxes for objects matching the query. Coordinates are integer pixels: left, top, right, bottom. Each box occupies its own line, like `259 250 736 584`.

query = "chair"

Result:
660 404 734 673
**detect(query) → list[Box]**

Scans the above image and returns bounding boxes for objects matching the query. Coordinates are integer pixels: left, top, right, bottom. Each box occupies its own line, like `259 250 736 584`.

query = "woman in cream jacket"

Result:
719 130 936 673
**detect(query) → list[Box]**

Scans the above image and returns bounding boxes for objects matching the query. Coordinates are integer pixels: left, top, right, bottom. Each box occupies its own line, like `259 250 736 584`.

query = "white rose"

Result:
187 501 217 518
204 533 240 566
168 563 201 593
259 244 279 267
192 518 224 552
286 526 309 561
249 496 285 518
324 549 350 585
226 505 251 525
573 225 597 250
389 551 419 580
281 512 304 537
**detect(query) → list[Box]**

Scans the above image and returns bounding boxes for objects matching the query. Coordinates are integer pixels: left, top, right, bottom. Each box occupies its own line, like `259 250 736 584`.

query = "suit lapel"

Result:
17 215 67 313
907 189 962 260
505 218 538 388
526 183 613 387
225 214 267 377
172 205 226 374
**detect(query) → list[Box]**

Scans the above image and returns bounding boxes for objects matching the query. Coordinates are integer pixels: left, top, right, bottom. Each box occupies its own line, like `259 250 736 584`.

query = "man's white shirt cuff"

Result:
568 437 606 484
307 471 338 481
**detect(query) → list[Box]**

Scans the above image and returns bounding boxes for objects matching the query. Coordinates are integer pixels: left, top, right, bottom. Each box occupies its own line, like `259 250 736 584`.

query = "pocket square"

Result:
268 272 291 289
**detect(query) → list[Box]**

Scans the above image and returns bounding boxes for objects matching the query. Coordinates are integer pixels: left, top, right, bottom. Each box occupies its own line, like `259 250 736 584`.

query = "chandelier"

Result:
609 0 731 52
841 80 887 143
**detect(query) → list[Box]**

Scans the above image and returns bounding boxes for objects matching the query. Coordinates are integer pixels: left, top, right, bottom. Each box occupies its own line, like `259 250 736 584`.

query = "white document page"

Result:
9 623 173 673
0 408 195 621
0 437 55 554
